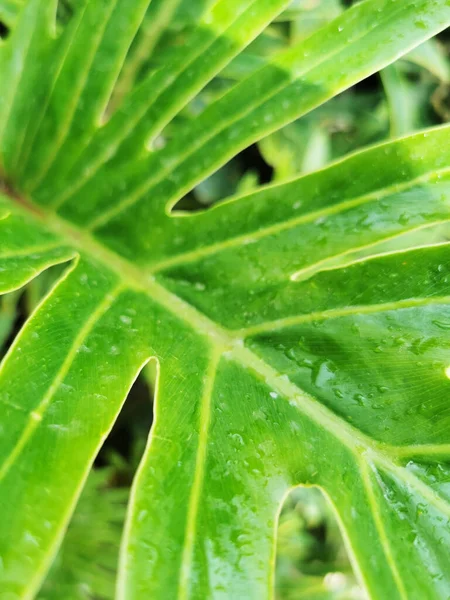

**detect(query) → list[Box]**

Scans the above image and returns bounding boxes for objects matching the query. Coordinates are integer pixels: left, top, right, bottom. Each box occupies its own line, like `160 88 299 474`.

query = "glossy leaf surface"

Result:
1 1 450 599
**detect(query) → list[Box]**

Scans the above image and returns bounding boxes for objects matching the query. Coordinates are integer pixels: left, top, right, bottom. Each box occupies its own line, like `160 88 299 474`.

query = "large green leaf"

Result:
1 1 450 598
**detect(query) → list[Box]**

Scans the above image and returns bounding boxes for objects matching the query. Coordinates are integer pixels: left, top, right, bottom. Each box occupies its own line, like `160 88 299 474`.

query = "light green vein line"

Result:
0 250 76 295
86 3 406 231
51 0 287 211
150 166 450 274
231 341 450 523
26 358 153 600
15 0 91 173
230 341 373 451
4 191 450 527
93 0 153 127
392 443 450 458
0 2 40 146
290 221 450 282
108 0 252 116
0 282 123 483
375 448 450 519
107 0 182 113
0 241 61 259
359 459 409 600
178 349 221 600
27 0 121 191
238 295 450 338
3 188 450 600
0 192 430 456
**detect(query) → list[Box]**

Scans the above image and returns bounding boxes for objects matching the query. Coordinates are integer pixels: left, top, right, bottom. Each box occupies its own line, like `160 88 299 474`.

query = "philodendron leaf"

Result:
1 1 450 599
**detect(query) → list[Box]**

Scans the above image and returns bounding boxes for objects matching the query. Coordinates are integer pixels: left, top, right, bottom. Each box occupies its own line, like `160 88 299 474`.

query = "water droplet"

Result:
138 510 148 522
77 344 91 353
354 393 366 406
229 433 244 446
23 531 39 546
60 383 74 393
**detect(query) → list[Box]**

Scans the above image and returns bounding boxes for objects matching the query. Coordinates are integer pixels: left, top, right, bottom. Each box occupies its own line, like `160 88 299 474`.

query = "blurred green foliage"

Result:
38 468 128 600
276 488 364 600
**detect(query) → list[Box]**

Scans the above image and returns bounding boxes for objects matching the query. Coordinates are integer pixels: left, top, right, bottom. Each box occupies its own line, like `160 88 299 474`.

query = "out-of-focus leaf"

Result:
276 488 364 600
405 39 450 83
380 64 432 137
259 92 386 179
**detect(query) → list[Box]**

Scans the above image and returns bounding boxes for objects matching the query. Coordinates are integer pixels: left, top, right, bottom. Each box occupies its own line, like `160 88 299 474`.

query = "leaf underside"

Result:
1 1 450 599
